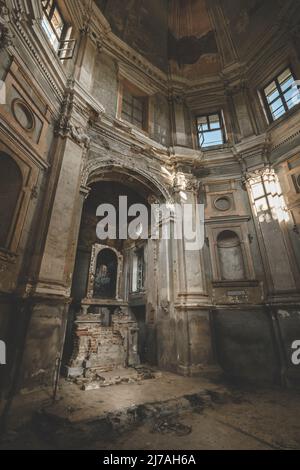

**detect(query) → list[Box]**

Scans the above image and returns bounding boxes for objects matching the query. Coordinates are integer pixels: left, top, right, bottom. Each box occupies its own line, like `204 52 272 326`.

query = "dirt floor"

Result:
98 389 300 451
1 369 300 450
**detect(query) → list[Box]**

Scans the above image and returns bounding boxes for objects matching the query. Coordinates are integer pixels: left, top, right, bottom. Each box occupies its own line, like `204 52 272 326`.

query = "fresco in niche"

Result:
93 249 118 299
95 0 168 72
222 0 280 57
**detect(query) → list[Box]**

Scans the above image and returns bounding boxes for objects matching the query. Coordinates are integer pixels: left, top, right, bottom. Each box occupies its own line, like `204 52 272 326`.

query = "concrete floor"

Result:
1 369 300 450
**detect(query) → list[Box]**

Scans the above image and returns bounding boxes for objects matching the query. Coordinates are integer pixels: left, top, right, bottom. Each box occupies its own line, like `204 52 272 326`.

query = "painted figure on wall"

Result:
93 249 118 298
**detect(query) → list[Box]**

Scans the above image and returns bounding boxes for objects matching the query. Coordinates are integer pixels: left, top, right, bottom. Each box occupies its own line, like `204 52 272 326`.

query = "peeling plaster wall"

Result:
92 52 118 118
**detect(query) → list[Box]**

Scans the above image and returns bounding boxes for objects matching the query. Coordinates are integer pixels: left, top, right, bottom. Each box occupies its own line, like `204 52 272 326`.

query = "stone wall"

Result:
214 308 279 384
92 52 118 118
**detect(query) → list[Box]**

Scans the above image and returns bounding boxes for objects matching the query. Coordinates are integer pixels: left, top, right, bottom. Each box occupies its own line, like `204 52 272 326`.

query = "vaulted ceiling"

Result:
95 0 281 78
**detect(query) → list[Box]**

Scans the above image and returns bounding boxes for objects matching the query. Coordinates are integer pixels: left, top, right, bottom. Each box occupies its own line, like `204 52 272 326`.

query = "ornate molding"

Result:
0 0 14 51
55 81 91 148
70 125 91 148
185 176 201 193
81 155 173 203
242 165 272 185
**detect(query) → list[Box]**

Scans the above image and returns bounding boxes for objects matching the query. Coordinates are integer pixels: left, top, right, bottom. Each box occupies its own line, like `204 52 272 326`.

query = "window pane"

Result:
266 88 279 104
209 114 221 129
264 68 298 121
42 1 66 49
197 116 208 131
280 76 294 92
284 87 300 109
197 113 224 148
198 123 209 132
270 97 285 120
202 129 223 148
264 81 277 98
278 68 292 85
42 16 59 49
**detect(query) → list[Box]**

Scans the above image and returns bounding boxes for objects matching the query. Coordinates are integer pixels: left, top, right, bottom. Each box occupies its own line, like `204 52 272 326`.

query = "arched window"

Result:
0 154 23 248
93 248 118 299
217 230 245 281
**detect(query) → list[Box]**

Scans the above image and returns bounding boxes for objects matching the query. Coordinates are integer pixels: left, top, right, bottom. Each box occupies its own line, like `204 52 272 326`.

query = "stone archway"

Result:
63 162 174 378
81 157 173 204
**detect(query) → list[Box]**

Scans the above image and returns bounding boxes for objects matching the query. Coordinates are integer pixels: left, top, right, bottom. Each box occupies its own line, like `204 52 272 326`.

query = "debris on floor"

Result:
151 418 192 437
73 366 160 390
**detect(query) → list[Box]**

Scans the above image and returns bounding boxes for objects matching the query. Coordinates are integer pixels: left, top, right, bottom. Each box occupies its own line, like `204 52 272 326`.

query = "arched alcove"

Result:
217 230 245 281
93 248 118 299
0 153 23 248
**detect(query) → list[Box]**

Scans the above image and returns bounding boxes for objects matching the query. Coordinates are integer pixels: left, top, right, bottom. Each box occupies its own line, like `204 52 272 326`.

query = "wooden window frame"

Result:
196 111 226 149
262 66 299 123
41 0 75 59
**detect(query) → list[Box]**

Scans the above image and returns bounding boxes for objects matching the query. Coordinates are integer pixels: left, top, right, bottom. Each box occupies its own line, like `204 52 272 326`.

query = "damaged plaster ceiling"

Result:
95 0 278 78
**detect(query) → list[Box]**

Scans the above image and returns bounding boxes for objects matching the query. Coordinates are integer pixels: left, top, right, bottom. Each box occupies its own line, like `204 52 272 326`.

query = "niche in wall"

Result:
207 223 256 284
85 244 124 301
93 248 118 299
217 230 246 281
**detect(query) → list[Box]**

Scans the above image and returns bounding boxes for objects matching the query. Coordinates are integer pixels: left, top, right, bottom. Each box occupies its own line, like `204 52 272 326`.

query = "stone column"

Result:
173 173 208 304
173 173 213 375
156 199 177 370
19 112 91 392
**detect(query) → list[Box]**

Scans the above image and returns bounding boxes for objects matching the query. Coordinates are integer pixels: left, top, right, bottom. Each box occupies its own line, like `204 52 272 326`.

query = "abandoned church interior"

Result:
1 0 300 451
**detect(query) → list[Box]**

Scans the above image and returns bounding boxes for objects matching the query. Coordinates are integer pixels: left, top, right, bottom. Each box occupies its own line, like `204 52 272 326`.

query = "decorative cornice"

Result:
233 134 270 174
12 16 64 100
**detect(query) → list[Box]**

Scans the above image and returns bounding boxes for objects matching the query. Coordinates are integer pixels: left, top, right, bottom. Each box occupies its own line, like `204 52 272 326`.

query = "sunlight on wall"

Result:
248 169 289 223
